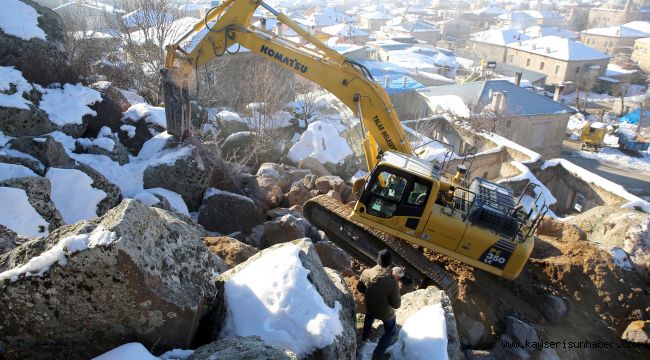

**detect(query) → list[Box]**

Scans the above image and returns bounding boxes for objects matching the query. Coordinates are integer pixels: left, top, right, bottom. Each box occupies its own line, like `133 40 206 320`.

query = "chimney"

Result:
531 43 537 50
553 84 565 101
491 91 507 112
514 71 522 86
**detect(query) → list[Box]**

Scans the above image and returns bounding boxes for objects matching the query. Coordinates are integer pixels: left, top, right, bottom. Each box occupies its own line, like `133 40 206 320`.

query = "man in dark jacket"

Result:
357 249 401 359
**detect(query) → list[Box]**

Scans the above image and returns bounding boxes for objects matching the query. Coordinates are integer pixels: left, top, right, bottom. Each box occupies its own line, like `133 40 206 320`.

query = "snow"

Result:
0 131 13 147
78 137 116 152
120 124 137 138
0 66 33 110
204 188 254 205
0 148 44 170
218 110 244 122
47 131 190 199
0 163 38 181
606 64 637 77
119 89 146 105
611 247 634 271
221 244 343 357
39 84 102 126
93 343 158 360
145 188 190 216
499 161 558 218
422 95 470 118
123 103 167 128
0 187 49 237
46 168 107 224
388 304 448 360
0 225 116 283
288 121 352 165
506 36 610 61
542 159 650 213
575 147 650 174
158 348 194 360
0 0 46 41
482 132 542 163
351 170 368 183
471 29 530 45
133 191 160 206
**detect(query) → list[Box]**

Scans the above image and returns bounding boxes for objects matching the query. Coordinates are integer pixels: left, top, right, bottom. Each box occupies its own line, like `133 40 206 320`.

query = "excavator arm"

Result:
162 0 413 170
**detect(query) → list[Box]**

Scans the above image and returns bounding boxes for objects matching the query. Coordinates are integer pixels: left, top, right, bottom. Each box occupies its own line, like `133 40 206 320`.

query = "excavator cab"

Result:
350 151 548 280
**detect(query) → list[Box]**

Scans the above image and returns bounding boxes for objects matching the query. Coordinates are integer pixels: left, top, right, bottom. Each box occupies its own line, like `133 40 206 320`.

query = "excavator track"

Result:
304 195 459 299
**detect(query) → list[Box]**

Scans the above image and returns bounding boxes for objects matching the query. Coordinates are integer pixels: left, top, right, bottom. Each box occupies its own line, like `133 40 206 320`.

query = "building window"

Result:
540 62 545 70
575 67 580 74
555 65 560 74
526 58 531 66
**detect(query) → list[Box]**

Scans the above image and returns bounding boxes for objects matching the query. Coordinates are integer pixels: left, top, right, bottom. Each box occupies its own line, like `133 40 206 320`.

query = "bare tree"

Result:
613 75 633 115
103 0 186 102
293 77 326 124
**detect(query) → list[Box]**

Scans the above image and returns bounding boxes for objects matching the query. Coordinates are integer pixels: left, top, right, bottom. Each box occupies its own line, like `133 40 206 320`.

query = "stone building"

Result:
469 29 530 62
632 36 650 72
383 20 439 44
588 0 650 28
580 21 650 56
505 36 610 89
416 80 576 158
358 11 392 31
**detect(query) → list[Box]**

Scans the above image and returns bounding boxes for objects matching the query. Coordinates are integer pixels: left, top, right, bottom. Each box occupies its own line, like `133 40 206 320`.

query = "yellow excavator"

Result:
162 0 548 296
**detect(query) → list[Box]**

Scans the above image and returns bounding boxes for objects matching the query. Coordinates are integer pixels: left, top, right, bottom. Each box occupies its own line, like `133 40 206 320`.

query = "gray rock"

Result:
8 136 75 168
188 336 298 360
216 117 251 140
392 286 463 360
74 163 122 217
255 163 311 193
220 132 283 167
198 188 263 234
540 295 567 325
621 320 650 345
457 312 487 347
143 138 239 211
505 316 540 351
248 214 310 249
0 105 61 137
238 174 283 210
0 176 64 231
0 200 227 359
0 0 77 86
314 240 352 273
284 180 313 207
0 148 45 175
0 225 31 256
83 139 130 165
298 157 330 177
221 131 255 157
210 239 356 360
493 334 531 360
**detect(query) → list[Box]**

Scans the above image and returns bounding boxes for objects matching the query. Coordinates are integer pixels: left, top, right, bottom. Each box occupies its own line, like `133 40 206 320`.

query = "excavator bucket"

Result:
161 67 191 139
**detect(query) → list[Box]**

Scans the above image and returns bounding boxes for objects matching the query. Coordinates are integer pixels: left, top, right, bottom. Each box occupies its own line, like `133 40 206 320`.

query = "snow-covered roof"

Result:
321 23 368 37
582 25 650 38
470 29 531 46
417 80 575 117
621 21 650 34
473 6 508 16
507 36 610 61
500 10 562 20
520 26 577 39
386 20 437 33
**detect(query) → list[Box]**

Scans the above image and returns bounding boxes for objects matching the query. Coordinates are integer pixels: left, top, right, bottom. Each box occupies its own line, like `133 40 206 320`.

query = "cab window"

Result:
368 197 398 218
407 181 429 206
370 171 407 202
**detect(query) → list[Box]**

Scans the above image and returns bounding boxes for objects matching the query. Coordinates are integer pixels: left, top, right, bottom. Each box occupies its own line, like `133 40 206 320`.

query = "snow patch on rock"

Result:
0 66 33 110
0 0 46 41
0 163 38 181
287 121 352 165
39 84 102 126
123 103 167 128
145 187 190 216
222 243 343 357
389 304 449 360
0 187 49 237
0 225 116 283
46 168 107 224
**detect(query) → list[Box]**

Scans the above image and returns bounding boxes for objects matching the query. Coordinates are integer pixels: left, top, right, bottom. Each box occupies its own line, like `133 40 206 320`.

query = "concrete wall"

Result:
500 113 571 159
505 48 609 87
389 91 432 120
588 8 648 28
632 38 650 73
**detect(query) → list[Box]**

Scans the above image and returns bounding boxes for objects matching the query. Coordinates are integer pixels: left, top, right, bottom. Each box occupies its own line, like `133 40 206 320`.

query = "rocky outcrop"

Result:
393 286 463 360
208 239 356 360
198 189 263 235
0 176 64 231
203 236 258 268
0 105 64 137
188 336 298 360
0 0 77 86
0 200 227 359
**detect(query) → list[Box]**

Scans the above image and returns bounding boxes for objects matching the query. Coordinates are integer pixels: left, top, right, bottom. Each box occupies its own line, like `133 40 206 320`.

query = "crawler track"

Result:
304 195 458 299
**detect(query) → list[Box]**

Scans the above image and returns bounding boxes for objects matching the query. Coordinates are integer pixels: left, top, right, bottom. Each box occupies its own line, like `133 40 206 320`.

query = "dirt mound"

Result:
421 218 650 359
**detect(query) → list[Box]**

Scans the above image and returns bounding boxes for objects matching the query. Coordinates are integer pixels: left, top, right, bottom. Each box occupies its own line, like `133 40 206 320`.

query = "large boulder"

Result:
391 286 462 360
207 239 356 359
74 163 122 217
0 225 31 256
0 148 46 175
143 138 240 211
247 213 311 249
239 174 284 210
539 294 567 325
284 180 314 207
456 312 487 347
0 200 227 359
0 176 64 231
188 336 298 360
0 105 63 137
0 0 77 86
314 240 352 274
198 188 263 235
8 136 75 168
203 236 258 268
